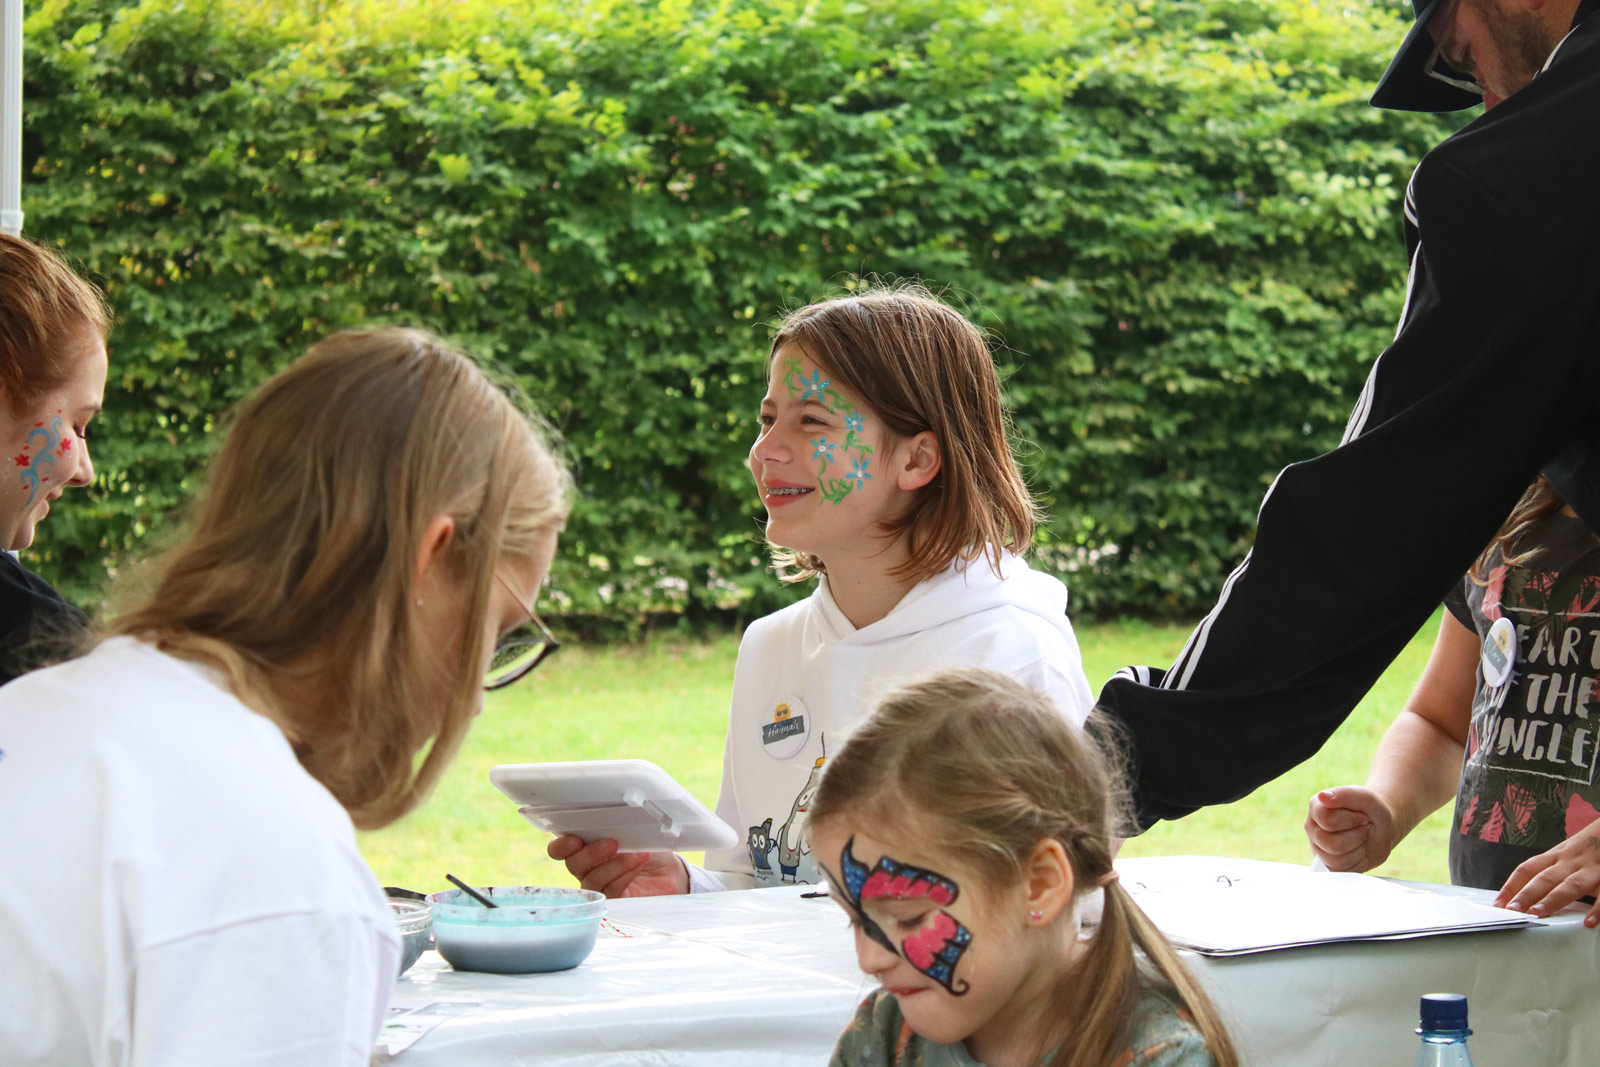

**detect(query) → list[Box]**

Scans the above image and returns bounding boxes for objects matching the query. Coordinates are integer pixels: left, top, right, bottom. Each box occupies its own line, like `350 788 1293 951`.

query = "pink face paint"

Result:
12 454 27 467
902 913 961 971
839 836 972 995
860 871 955 905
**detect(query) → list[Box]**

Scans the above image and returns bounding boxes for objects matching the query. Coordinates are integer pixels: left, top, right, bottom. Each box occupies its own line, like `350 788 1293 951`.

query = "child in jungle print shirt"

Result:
1444 508 1600 891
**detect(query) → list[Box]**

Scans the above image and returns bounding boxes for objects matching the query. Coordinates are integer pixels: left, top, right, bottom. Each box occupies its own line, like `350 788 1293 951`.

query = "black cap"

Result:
1419 993 1471 1032
1371 0 1482 112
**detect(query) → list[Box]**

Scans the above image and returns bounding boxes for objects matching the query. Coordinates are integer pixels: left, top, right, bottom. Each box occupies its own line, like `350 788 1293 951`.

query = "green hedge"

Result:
18 0 1457 629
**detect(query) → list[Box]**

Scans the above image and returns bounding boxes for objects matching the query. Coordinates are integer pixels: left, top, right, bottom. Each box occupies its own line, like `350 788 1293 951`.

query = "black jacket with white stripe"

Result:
1098 3 1600 830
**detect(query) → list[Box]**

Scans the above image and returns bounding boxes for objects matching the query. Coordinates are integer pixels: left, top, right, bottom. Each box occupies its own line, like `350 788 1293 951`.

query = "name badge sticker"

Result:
1482 616 1517 689
761 697 812 760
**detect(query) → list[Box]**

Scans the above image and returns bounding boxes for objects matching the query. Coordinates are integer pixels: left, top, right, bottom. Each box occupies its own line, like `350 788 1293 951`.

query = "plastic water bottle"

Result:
1415 993 1475 1066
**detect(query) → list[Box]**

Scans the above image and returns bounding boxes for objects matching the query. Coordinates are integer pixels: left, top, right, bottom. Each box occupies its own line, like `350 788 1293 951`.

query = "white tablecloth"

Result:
385 865 1600 1066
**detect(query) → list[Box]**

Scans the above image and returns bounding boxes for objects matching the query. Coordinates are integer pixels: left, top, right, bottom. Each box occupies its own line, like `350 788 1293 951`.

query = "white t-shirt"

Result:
0 637 398 1067
692 554 1093 891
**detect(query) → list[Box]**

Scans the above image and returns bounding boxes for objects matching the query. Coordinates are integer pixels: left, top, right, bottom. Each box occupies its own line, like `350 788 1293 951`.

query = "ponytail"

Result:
1028 879 1235 1067
1110 881 1240 1067
809 670 1240 1067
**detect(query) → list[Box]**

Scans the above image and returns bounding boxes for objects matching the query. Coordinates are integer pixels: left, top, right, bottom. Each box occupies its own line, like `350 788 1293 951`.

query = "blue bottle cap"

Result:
1419 993 1470 1033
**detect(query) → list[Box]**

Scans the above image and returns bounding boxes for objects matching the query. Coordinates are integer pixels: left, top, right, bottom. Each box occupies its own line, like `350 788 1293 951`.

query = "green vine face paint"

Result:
779 355 875 506
751 345 909 568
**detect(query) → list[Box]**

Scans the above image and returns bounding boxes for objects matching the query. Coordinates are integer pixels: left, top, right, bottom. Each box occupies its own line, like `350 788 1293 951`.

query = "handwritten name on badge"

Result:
761 698 811 760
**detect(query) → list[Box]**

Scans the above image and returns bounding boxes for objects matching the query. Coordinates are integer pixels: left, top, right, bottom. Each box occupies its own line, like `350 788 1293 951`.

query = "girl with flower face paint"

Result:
550 285 1096 899
810 669 1239 1067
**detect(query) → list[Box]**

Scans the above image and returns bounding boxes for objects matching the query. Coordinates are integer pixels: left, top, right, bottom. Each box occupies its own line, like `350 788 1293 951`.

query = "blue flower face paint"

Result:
798 370 832 404
780 357 874 507
833 835 973 995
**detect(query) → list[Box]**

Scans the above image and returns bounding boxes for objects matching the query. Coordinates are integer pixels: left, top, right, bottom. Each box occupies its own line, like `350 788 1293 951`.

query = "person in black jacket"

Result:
1096 0 1600 831
0 234 110 684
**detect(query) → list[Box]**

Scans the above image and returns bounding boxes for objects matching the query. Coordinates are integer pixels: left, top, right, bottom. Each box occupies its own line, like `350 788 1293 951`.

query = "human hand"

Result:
1494 826 1600 926
546 835 689 898
1304 787 1397 873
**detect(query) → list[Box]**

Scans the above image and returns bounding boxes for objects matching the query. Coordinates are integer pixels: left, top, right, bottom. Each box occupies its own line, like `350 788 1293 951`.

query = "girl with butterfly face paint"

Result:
809 669 1239 1067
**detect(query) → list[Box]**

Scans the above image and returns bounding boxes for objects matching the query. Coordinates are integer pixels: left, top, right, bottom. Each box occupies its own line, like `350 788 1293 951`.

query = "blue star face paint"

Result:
834 835 973 995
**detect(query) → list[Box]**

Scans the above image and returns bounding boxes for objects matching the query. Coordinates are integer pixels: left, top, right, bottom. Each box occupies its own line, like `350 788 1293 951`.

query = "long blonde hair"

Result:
809 668 1238 1067
106 327 570 829
766 284 1042 585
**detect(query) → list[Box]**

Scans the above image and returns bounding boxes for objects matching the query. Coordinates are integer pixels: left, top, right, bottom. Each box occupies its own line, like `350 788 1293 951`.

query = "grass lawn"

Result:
360 613 1451 892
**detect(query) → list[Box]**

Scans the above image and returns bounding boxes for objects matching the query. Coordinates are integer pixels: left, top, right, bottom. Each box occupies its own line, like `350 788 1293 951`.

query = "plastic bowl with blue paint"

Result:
427 886 605 974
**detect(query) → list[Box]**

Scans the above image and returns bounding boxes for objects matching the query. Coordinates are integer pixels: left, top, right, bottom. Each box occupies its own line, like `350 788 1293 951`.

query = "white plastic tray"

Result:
489 759 738 853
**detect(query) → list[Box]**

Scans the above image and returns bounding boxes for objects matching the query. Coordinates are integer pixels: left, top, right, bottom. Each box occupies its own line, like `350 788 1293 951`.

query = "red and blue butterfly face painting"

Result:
836 835 973 995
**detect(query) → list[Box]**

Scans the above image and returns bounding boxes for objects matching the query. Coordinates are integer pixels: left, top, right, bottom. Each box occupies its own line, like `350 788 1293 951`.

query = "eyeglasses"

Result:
1423 0 1484 96
484 573 561 691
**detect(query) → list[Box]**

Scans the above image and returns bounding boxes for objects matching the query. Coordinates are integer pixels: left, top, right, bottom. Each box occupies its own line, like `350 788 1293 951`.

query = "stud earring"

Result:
415 598 424 607
1029 909 1044 923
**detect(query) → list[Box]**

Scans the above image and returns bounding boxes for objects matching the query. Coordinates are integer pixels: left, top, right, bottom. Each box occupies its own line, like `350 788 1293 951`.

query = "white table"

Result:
384 867 1600 1066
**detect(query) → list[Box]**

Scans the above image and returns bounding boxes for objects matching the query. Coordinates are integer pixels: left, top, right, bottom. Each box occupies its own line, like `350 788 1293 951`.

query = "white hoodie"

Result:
688 553 1093 891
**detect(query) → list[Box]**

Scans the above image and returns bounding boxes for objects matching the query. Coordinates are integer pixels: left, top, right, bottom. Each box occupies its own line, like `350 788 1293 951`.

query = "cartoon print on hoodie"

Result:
689 553 1094 892
748 817 776 875
775 756 826 884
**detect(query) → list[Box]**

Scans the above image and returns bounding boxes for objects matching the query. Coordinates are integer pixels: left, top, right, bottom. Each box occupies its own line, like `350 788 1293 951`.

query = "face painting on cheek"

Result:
781 357 874 506
838 835 973 995
15 417 64 506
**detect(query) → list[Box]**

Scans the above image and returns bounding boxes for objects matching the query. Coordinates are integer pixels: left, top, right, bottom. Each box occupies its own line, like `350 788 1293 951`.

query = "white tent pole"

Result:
1 0 24 236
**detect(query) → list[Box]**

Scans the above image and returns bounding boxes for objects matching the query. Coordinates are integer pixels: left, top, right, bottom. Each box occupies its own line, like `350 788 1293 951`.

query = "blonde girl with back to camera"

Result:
0 328 571 1066
553 284 1094 896
810 667 1239 1067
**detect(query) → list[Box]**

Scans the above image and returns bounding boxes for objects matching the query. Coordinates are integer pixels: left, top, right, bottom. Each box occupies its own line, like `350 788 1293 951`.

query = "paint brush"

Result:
445 873 498 908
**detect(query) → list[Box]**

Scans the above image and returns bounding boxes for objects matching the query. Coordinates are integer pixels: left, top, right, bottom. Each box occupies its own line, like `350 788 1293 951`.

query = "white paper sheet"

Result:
1116 855 1538 955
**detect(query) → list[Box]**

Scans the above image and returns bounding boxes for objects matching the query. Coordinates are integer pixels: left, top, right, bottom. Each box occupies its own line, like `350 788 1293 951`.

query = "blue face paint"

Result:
799 370 832 404
780 357 877 508
832 835 973 995
17 416 64 506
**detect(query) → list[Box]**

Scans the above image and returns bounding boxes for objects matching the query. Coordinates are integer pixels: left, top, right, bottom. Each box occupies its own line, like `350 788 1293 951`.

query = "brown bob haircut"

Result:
0 233 111 411
107 328 570 829
766 284 1041 586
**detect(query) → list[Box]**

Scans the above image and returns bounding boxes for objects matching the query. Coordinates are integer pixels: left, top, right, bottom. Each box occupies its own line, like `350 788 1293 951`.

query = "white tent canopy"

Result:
2 0 23 236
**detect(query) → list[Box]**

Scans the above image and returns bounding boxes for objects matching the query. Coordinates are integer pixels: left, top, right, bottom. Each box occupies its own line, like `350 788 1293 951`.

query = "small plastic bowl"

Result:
427 886 605 974
390 898 433 977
